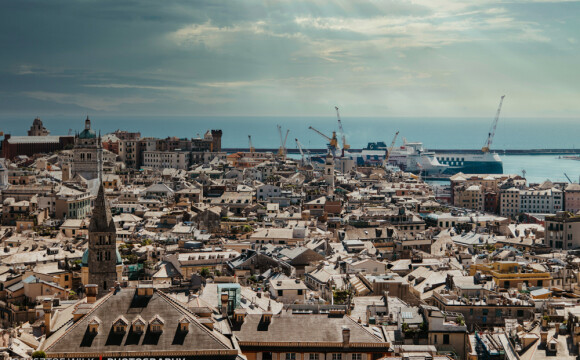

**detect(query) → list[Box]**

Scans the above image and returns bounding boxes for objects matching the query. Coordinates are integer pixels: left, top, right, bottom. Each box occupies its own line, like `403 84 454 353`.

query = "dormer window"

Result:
88 316 100 334
178 316 190 332
112 315 128 334
149 315 165 333
132 315 146 334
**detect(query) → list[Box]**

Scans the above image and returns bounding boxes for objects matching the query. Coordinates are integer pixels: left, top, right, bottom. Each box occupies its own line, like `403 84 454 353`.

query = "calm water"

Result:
501 154 579 184
1 115 579 184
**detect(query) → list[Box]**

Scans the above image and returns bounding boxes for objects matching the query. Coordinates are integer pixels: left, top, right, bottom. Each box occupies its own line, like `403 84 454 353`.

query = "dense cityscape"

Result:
0 116 577 360
2 0 580 359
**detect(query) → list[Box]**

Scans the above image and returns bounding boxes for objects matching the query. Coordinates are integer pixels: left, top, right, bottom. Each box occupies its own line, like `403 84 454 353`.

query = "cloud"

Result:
22 91 154 111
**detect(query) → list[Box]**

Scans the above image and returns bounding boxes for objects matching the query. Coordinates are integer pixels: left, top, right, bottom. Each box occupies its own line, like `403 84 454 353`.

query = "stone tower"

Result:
28 117 50 136
323 153 335 191
88 183 118 297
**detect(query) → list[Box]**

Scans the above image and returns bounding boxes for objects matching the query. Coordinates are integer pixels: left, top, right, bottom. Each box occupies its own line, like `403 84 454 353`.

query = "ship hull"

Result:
436 152 503 175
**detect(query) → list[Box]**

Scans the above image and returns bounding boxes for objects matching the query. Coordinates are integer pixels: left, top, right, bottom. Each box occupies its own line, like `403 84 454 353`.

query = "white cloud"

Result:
23 91 153 111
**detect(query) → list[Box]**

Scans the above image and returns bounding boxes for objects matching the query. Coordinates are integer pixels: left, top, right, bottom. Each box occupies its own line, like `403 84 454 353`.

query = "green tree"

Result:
200 267 210 277
32 350 46 358
332 289 351 305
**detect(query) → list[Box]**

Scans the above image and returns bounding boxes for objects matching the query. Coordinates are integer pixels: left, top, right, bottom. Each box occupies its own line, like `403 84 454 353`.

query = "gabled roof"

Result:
131 315 146 326
42 288 236 356
112 315 129 326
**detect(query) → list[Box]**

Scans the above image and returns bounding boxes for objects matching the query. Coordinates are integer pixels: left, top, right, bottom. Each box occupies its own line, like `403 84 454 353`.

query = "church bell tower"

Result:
87 183 118 297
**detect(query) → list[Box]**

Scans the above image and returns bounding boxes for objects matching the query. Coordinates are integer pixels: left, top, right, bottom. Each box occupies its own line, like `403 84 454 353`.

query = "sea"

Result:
1 115 579 184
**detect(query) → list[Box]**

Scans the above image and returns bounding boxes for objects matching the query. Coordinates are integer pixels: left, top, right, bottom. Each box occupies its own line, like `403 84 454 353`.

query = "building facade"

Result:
71 117 102 180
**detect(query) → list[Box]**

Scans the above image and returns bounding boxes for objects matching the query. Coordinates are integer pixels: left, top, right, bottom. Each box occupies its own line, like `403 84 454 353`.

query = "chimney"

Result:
86 284 98 304
43 298 53 335
221 292 229 317
342 326 351 347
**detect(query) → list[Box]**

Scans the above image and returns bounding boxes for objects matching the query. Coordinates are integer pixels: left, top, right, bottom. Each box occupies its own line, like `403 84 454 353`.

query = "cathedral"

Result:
71 116 102 180
81 182 122 297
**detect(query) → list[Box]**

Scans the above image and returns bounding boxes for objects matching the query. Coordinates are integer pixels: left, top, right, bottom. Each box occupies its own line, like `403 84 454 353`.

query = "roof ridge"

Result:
43 291 114 352
154 290 230 349
345 315 384 342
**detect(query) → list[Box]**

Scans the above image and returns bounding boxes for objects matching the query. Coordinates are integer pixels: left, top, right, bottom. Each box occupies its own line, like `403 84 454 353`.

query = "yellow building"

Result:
470 262 552 290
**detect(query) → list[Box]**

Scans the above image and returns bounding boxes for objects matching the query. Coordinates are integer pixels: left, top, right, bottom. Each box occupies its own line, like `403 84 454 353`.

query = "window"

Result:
151 324 163 333
443 334 450 344
352 355 362 360
332 355 342 360
298 289 303 295
517 310 524 317
285 354 296 360
309 355 319 360
278 290 283 297
434 334 438 344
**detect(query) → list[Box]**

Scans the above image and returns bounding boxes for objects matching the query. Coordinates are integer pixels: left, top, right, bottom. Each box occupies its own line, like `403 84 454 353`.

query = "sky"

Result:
1 0 579 118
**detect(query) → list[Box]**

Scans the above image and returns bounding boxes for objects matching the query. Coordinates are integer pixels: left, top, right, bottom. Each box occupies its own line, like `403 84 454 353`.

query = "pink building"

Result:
565 183 580 214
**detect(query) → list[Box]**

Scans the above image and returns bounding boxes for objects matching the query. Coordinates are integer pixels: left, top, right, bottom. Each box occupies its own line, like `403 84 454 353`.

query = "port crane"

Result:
277 125 290 160
384 131 399 168
248 135 255 153
295 138 311 166
335 106 350 156
482 95 506 153
308 126 340 157
564 173 573 183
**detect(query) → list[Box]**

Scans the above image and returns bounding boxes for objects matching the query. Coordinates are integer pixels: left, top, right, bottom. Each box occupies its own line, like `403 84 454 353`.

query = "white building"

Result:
269 279 308 304
520 188 563 214
256 184 281 201
143 151 191 170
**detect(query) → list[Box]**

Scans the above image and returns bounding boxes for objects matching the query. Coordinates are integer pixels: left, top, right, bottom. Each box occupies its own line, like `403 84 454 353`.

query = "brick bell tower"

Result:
88 183 119 297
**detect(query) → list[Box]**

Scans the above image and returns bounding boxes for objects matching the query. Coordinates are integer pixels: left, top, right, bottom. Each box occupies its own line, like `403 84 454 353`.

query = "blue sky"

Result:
1 0 579 117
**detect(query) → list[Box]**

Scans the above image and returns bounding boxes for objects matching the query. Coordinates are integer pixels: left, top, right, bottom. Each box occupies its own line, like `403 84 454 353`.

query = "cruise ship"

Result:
347 141 503 176
345 140 449 176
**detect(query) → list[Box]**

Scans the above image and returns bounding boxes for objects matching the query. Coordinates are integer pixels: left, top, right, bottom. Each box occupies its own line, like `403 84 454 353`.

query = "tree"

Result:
32 350 46 358
456 315 465 326
200 267 210 278
333 289 351 305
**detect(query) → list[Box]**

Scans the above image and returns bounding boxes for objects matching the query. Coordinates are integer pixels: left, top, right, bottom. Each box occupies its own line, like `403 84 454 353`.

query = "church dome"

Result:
81 248 123 266
79 128 96 139
79 116 97 139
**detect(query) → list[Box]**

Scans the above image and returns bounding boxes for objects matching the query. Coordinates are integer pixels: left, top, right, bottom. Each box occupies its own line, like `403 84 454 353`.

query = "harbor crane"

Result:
482 95 506 153
335 106 350 156
248 135 255 153
277 125 290 160
308 126 340 157
295 138 311 166
384 131 400 167
564 173 573 183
